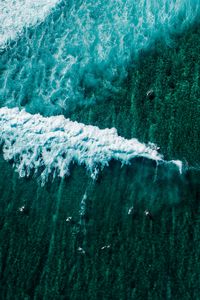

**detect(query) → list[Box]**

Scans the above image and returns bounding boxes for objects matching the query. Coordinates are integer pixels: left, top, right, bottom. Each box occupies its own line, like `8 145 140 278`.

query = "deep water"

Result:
70 25 200 165
0 155 199 299
0 1 200 299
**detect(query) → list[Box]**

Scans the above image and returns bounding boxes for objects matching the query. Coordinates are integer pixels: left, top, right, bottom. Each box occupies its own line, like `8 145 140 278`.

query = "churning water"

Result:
1 0 199 182
0 2 200 299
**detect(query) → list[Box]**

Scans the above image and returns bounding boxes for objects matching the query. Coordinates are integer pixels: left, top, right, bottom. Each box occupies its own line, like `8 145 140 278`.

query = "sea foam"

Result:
0 0 60 51
0 0 200 113
0 107 183 185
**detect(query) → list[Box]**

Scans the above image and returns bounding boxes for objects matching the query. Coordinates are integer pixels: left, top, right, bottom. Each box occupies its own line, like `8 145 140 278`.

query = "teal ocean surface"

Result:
0 0 200 299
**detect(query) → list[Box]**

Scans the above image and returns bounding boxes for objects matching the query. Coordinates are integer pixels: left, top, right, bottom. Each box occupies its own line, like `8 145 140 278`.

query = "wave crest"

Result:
0 107 167 185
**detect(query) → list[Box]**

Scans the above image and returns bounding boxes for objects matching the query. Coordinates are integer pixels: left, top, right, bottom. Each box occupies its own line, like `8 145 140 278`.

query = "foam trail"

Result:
0 0 60 51
0 107 183 185
0 0 200 113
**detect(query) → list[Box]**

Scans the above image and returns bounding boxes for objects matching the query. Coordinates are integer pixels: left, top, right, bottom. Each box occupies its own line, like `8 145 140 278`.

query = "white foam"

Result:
0 107 165 185
170 160 183 174
1 1 200 113
0 0 60 50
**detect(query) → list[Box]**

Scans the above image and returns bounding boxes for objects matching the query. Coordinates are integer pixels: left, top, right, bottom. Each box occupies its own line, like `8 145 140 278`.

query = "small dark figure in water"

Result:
128 206 139 220
101 245 111 250
77 247 86 255
146 89 155 100
144 210 153 220
18 205 29 215
128 206 135 216
66 216 76 225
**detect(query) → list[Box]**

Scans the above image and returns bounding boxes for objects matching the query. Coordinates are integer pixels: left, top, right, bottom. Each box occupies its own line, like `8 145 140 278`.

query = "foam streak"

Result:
0 107 166 185
0 1 200 113
0 0 60 50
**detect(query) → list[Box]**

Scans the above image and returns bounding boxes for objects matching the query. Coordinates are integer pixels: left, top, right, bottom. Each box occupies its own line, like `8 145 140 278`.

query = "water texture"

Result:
0 0 200 114
0 0 199 180
0 0 60 50
0 107 184 185
0 1 200 299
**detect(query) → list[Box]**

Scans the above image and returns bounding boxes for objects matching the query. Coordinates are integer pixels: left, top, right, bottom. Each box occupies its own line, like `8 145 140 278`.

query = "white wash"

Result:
0 107 182 185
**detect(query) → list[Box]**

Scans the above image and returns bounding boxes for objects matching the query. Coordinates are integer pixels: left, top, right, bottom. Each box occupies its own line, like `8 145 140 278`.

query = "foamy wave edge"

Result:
0 0 60 51
0 107 183 185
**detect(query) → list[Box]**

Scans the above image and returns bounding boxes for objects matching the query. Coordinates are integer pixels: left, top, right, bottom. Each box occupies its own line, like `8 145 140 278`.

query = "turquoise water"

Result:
0 1 200 299
1 0 200 115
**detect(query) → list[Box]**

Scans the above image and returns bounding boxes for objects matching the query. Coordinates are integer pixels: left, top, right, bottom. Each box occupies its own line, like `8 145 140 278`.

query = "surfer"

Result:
18 205 29 215
65 216 77 225
144 210 153 220
146 89 155 100
128 206 134 215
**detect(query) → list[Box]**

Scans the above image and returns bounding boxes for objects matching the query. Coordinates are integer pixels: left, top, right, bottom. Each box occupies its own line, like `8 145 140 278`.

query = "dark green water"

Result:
0 155 199 299
70 25 200 165
0 3 200 300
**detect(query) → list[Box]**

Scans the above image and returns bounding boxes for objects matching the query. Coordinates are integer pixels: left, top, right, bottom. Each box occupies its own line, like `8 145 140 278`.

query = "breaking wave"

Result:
0 107 183 185
0 1 198 183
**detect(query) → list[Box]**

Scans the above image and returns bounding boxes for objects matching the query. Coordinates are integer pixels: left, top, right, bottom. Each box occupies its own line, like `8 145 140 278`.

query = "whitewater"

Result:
0 107 184 185
1 0 200 113
0 0 199 183
0 0 60 51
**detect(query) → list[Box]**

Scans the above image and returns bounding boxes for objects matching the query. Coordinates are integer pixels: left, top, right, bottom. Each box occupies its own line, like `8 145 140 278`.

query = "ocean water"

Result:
0 0 200 299
1 0 200 115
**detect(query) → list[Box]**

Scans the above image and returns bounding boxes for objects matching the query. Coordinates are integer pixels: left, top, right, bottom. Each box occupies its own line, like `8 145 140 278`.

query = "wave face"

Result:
0 0 200 114
0 107 166 185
